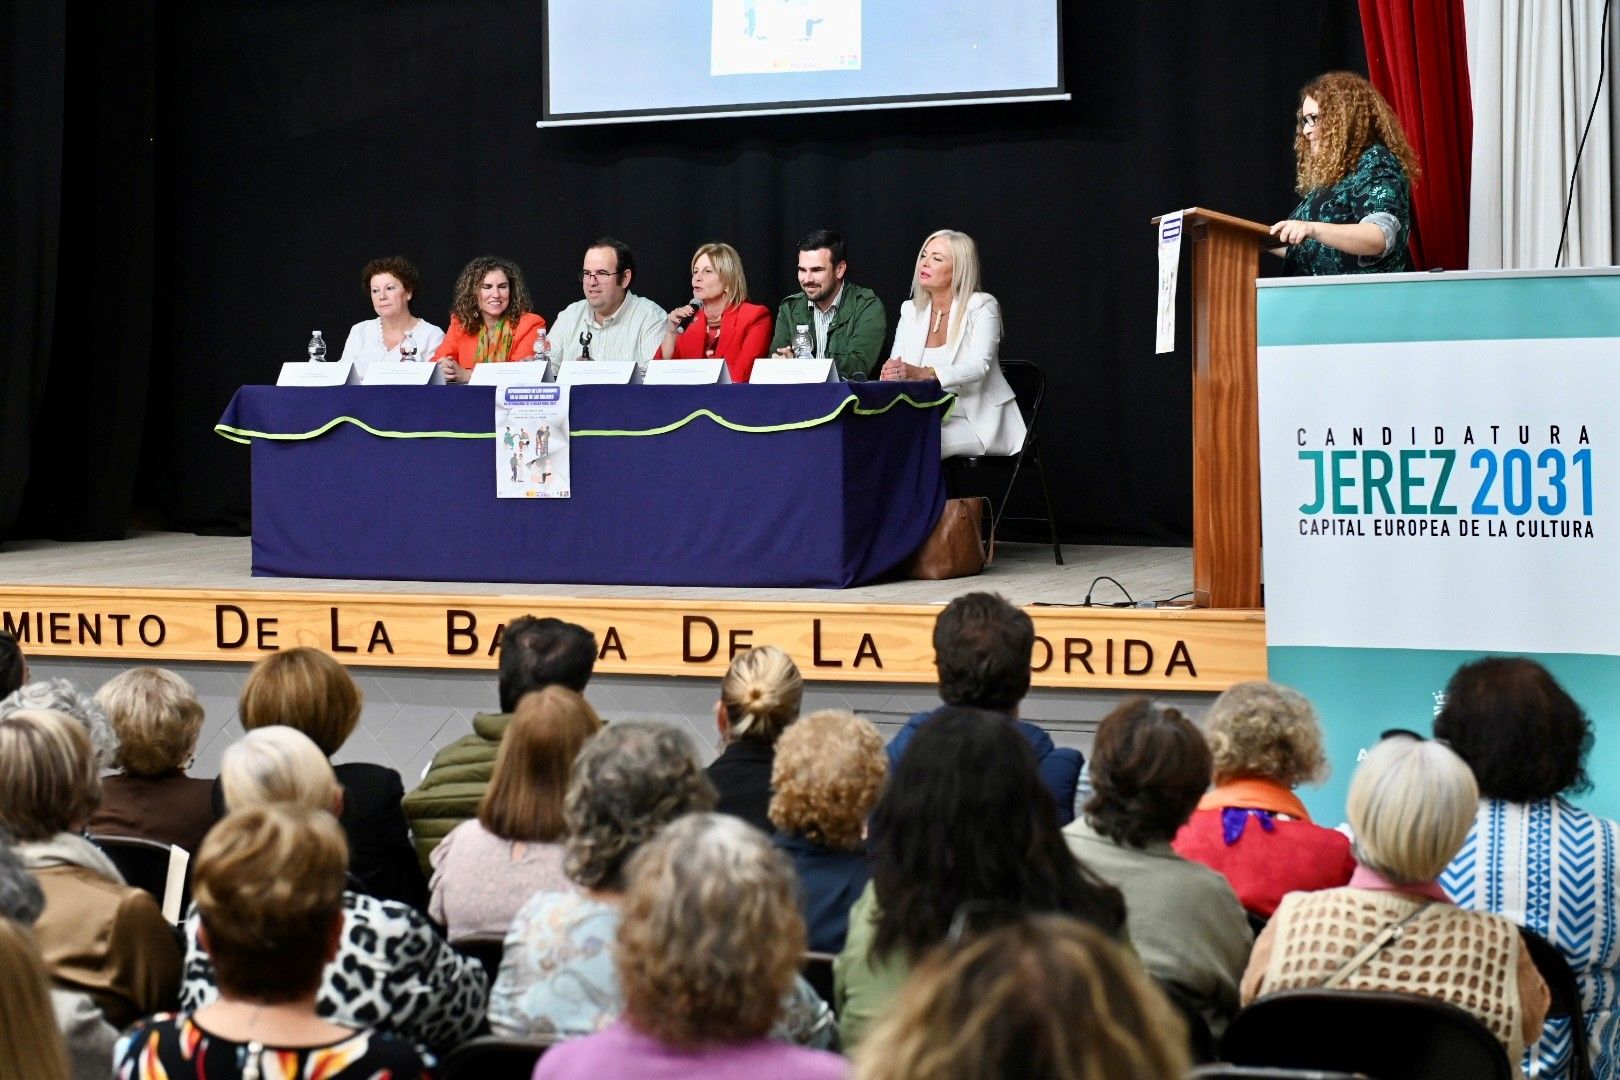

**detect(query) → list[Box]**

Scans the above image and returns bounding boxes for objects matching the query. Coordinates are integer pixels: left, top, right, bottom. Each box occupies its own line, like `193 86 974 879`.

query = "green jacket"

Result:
401 711 511 872
768 283 887 379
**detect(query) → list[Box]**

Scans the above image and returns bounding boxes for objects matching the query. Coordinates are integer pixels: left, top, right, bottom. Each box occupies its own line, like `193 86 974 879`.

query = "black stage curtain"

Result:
5 1 1365 547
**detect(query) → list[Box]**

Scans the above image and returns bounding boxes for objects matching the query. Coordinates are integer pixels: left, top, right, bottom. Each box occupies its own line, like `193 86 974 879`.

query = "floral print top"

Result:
1284 143 1413 276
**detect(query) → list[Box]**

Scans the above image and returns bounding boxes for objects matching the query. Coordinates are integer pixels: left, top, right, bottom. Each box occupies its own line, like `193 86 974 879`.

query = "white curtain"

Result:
1463 0 1617 267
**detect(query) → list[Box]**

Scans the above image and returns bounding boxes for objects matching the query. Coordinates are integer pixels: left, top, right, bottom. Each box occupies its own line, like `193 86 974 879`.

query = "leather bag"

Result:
905 497 993 580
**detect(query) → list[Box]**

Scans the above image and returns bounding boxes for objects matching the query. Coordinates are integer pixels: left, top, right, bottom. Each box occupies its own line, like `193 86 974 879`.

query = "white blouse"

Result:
339 317 446 371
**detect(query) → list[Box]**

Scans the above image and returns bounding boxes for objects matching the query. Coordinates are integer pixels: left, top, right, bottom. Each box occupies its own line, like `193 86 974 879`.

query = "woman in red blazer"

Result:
431 255 547 383
657 243 772 382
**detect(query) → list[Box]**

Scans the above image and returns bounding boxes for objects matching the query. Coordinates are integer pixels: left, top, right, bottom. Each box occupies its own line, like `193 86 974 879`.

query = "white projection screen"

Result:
539 0 1066 127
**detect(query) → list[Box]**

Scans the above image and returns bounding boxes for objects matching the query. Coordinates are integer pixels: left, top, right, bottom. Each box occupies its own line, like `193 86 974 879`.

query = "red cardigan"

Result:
432 312 546 371
658 302 772 383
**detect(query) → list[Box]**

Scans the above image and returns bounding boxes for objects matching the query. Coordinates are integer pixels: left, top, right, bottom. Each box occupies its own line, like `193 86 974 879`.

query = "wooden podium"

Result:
1156 208 1277 609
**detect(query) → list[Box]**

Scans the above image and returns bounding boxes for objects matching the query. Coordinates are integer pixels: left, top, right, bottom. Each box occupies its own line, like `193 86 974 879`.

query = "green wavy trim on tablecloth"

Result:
213 418 496 445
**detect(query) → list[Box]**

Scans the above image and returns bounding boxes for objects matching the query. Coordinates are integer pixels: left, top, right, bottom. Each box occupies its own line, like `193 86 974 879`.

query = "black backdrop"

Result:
2 0 1365 546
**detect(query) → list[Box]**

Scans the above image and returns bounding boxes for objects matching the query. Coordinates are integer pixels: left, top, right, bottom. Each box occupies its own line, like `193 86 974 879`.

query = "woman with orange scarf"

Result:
432 255 547 384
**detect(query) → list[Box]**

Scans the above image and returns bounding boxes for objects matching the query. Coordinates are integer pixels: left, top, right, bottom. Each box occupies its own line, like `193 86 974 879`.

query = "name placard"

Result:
361 361 444 386
276 361 359 387
643 359 731 385
469 360 549 387
750 357 837 384
556 360 640 386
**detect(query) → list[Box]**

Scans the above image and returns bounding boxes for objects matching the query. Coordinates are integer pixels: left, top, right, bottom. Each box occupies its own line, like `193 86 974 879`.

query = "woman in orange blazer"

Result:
656 243 772 383
432 255 546 383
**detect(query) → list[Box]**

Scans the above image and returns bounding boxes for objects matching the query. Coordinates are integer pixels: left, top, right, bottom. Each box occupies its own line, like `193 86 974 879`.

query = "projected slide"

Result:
541 0 1062 126
712 0 861 76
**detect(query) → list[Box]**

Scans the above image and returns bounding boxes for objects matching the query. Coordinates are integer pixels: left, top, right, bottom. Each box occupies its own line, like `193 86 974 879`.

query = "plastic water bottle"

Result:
535 328 552 366
792 324 813 359
399 331 418 362
307 331 327 362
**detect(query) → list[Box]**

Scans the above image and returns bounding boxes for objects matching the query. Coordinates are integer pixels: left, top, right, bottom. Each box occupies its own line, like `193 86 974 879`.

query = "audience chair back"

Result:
801 951 837 1012
944 359 1063 564
451 933 507 994
1221 989 1513 1080
88 834 191 923
440 1034 554 1080
1517 926 1595 1080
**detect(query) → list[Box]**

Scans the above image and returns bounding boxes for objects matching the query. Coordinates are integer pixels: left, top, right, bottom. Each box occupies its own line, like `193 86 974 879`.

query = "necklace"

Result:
931 306 950 334
705 312 723 329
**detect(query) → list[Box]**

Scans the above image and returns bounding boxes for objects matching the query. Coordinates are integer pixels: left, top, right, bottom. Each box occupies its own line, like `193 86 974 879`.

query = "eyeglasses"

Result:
1299 112 1320 130
579 269 621 282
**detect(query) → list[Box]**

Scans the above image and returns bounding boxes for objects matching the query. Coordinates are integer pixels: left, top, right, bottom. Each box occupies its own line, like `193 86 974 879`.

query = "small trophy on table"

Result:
578 331 593 361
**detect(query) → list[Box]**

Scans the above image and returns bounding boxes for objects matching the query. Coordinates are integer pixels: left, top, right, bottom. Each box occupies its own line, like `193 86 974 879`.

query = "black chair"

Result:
1221 989 1514 1080
801 951 837 1012
945 359 1063 564
1519 925 1595 1080
451 933 507 991
1189 1068 1372 1079
439 1035 555 1080
86 834 190 923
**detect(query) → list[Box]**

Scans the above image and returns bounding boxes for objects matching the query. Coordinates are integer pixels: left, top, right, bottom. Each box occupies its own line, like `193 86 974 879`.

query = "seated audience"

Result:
432 255 546 383
535 814 847 1079
185 725 487 1054
429 686 601 940
238 647 426 908
837 708 1125 1049
0 915 73 1080
707 645 803 834
118 805 430 1078
338 255 445 370
88 667 217 855
879 229 1025 458
0 631 25 697
769 709 887 953
853 915 1189 1080
1435 657 1620 1078
405 616 597 869
657 242 772 382
1244 734 1551 1062
1172 680 1355 917
0 709 181 1027
0 677 117 767
1065 699 1250 1038
887 592 1082 823
0 838 117 1080
489 721 834 1047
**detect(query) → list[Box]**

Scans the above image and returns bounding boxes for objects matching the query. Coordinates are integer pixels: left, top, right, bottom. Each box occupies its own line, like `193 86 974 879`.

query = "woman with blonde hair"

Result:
1243 735 1550 1061
89 667 216 854
880 228 1025 458
534 813 845 1079
707 645 804 834
429 686 602 940
1172 680 1355 917
1270 71 1421 275
0 917 73 1080
854 915 1189 1080
657 241 773 382
431 254 547 382
239 647 425 908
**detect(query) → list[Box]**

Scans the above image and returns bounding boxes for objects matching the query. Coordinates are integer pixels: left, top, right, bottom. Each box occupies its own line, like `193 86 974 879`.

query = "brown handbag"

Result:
905 497 994 580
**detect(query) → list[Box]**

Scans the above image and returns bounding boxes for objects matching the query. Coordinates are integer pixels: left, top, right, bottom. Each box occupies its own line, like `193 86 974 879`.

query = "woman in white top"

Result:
880 230 1026 458
338 256 445 371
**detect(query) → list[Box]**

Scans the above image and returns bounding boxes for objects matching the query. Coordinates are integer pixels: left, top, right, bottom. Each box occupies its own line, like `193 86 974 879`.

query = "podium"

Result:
1155 208 1277 608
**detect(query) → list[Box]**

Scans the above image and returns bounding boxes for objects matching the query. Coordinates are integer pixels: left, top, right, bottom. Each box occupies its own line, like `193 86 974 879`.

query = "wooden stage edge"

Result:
0 583 1267 693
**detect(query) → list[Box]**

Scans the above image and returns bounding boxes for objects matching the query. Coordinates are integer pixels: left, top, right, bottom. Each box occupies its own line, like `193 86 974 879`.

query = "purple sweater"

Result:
533 1021 847 1080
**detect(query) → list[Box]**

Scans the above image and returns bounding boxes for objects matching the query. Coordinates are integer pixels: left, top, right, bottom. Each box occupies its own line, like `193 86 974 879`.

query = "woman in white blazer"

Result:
880 230 1026 458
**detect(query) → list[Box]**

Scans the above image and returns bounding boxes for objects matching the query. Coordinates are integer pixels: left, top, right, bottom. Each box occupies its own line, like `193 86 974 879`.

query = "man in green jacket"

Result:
401 615 597 870
768 229 887 380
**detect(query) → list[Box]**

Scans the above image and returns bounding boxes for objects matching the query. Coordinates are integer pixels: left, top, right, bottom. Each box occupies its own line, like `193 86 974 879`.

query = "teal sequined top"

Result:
1283 143 1413 276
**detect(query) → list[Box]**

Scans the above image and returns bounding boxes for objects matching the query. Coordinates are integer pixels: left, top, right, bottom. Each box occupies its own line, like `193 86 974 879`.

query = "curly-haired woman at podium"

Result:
1269 72 1420 276
431 255 547 383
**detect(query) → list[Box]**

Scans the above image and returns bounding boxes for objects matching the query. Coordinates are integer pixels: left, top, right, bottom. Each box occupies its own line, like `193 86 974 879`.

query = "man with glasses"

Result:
547 237 668 369
768 229 886 380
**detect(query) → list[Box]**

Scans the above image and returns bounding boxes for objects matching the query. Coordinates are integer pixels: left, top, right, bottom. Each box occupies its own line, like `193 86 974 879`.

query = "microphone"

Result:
674 297 703 332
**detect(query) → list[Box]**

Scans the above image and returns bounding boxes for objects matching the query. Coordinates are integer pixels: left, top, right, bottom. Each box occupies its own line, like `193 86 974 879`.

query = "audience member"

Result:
1244 734 1550 1061
405 616 597 868
535 814 847 1079
0 916 73 1080
0 708 181 1027
119 805 431 1078
1065 698 1249 1038
769 709 886 953
186 725 487 1054
886 592 1081 823
431 254 547 383
657 242 773 382
89 667 217 855
429 686 601 940
852 915 1189 1080
238 647 426 908
0 630 26 697
0 837 117 1080
768 229 888 379
548 237 669 367
490 722 835 1046
837 708 1126 1048
1172 680 1355 917
0 676 117 767
337 255 445 370
1435 657 1620 1078
707 645 804 834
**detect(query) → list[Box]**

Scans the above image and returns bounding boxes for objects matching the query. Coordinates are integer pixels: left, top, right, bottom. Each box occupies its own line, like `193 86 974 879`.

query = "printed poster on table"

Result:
496 385 571 498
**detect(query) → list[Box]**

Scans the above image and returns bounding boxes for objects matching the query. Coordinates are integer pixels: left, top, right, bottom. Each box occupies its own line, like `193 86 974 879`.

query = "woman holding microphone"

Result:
657 243 772 383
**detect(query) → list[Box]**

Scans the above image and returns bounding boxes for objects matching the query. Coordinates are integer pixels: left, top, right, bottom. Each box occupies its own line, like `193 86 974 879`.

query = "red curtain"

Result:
1358 0 1473 270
